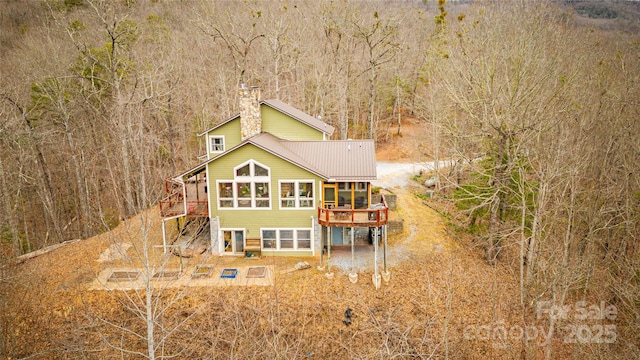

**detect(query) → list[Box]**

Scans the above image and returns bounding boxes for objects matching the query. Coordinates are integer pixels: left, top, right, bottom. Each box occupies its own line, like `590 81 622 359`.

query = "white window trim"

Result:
218 228 245 255
216 180 272 210
261 229 278 250
209 135 225 154
216 160 271 210
278 180 315 210
234 159 270 179
260 228 313 251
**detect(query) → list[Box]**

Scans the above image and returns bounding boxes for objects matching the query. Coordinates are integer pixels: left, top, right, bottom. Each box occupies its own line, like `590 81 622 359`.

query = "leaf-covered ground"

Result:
0 122 542 358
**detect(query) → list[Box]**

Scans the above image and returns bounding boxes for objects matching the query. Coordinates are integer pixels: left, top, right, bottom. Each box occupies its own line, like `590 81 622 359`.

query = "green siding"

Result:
207 144 322 237
261 106 324 140
206 119 241 156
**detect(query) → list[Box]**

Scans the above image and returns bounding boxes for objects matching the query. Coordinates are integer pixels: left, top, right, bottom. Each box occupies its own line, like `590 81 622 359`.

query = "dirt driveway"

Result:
328 161 453 274
373 160 453 188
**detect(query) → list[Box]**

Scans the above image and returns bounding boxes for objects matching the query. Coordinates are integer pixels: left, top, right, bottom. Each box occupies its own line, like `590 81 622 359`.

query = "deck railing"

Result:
317 194 388 227
159 179 209 218
184 200 209 217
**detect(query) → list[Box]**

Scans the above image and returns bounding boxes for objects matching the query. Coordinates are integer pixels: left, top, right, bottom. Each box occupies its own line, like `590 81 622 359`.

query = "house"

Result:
159 85 388 259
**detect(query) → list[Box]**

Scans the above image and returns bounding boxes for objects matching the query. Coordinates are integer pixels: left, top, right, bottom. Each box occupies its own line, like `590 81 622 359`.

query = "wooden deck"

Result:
317 196 388 227
159 177 388 226
160 179 209 218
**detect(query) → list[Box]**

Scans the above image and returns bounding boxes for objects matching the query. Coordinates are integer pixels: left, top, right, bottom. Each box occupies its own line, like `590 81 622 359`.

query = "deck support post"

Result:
373 227 381 289
351 227 355 268
318 226 324 270
383 225 387 273
325 226 334 278
382 225 391 282
161 219 167 254
327 227 332 270
349 227 358 283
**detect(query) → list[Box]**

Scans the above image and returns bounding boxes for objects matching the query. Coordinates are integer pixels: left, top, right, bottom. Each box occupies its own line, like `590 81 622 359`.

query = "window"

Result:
236 182 252 208
280 182 295 208
338 182 352 207
236 164 250 177
279 180 314 209
262 230 276 249
354 182 368 209
219 182 233 208
255 164 269 177
299 182 313 207
261 229 313 250
217 160 271 209
210 136 225 153
255 182 270 208
297 230 311 249
280 230 294 249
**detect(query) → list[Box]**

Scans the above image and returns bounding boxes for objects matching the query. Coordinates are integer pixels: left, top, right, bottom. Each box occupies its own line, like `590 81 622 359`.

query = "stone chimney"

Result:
239 84 262 140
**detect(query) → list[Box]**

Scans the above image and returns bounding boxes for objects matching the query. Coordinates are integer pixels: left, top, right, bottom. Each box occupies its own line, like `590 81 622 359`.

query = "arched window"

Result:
218 160 271 209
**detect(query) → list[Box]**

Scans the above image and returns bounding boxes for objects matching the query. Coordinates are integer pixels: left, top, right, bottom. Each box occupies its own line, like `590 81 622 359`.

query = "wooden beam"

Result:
13 239 82 265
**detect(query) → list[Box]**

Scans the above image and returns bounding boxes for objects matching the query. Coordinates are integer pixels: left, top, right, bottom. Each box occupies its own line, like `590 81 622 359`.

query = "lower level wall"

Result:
386 219 403 235
261 250 314 257
372 193 397 210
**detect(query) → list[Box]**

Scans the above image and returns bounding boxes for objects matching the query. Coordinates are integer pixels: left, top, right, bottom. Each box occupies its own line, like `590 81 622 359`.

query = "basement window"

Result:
260 228 312 250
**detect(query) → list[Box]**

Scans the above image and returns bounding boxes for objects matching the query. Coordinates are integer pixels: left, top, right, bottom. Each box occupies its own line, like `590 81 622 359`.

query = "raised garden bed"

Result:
220 268 238 279
191 265 215 278
152 270 181 280
108 270 140 282
246 266 267 278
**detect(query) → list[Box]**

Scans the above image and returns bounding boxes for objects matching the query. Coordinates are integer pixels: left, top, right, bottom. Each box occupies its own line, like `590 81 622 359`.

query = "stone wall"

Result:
371 192 402 235
239 85 261 140
372 193 397 210
386 219 403 235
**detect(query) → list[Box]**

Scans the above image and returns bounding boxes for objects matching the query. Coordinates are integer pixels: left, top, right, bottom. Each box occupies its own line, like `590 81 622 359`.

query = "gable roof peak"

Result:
198 97 335 137
261 99 335 136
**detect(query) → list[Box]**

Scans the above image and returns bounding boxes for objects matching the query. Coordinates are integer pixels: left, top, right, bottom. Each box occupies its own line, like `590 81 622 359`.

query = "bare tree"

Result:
196 1 266 85
351 6 399 139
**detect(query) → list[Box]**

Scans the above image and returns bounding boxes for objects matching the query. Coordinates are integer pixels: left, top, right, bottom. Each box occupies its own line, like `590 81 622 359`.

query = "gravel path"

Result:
372 160 453 189
328 160 451 273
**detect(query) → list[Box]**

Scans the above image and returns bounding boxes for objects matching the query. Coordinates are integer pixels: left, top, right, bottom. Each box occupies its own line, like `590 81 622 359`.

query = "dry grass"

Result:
1 181 529 358
1 125 526 358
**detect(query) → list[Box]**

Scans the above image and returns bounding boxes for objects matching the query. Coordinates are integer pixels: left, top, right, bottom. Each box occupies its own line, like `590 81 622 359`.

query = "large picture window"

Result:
279 180 314 209
261 228 312 250
217 160 270 209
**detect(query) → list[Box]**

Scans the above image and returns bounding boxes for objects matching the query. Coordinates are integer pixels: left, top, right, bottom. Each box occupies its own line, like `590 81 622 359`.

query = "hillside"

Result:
1 1 638 358
1 117 635 359
0 122 528 359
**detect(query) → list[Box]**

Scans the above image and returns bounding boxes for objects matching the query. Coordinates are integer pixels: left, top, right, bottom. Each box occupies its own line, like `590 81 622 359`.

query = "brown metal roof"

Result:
174 133 376 182
248 133 326 178
173 161 208 181
250 133 377 180
279 139 377 181
197 99 335 137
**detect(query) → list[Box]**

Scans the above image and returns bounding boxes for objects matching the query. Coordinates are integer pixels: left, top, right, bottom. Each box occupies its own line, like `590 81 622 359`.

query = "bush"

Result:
575 4 618 19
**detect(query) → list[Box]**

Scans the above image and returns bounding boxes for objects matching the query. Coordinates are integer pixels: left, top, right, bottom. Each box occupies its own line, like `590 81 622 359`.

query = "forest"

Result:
0 0 639 359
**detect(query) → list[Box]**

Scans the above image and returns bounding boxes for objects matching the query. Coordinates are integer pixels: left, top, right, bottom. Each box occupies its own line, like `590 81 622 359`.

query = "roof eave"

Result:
197 114 240 137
